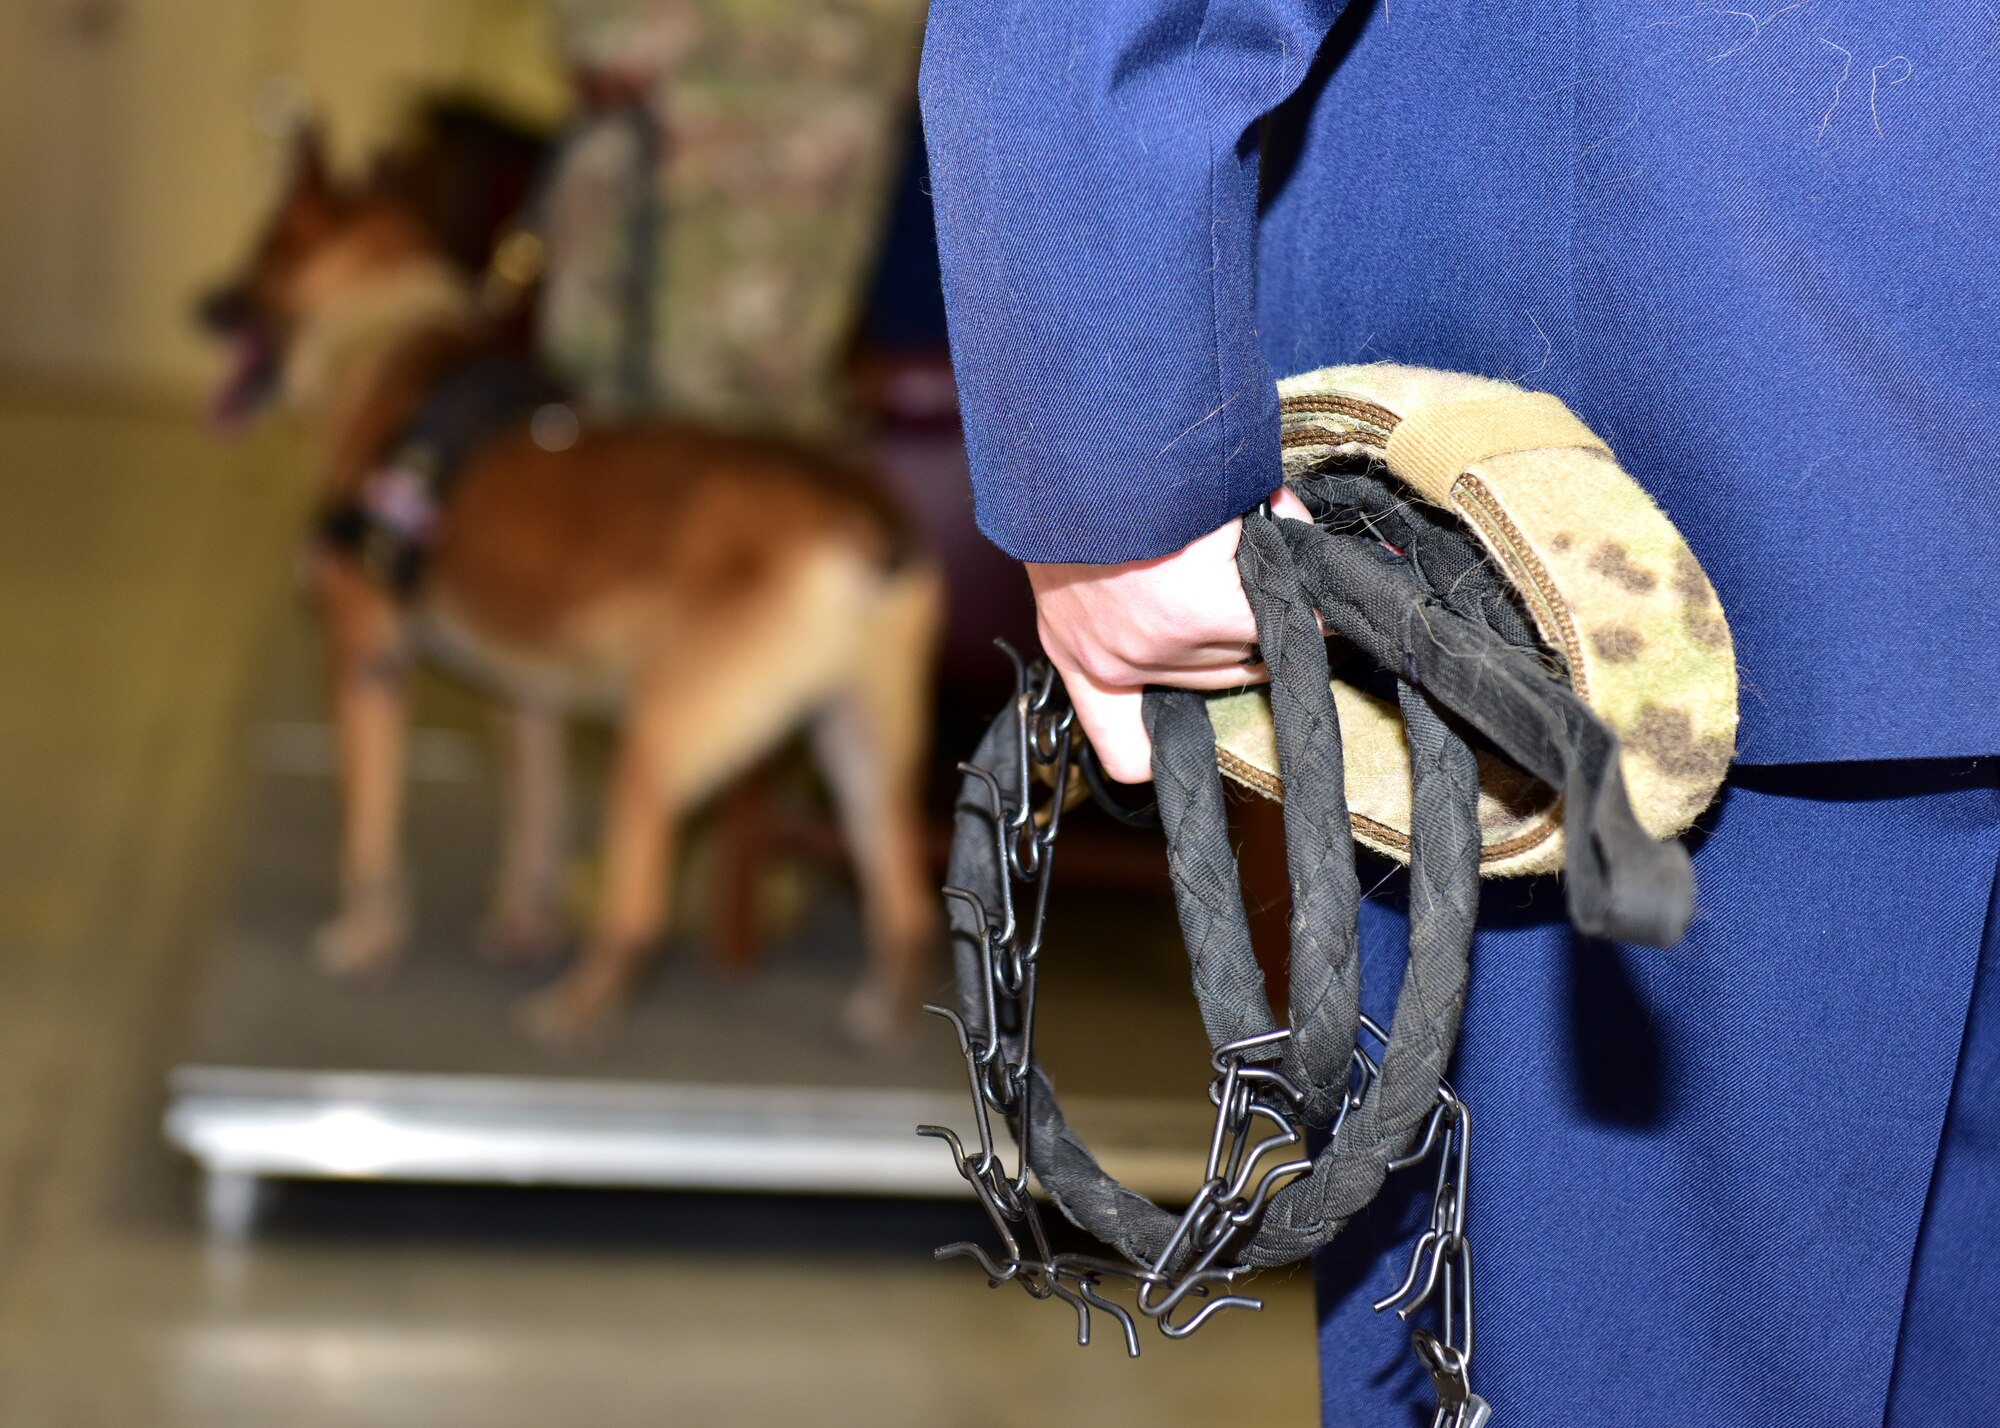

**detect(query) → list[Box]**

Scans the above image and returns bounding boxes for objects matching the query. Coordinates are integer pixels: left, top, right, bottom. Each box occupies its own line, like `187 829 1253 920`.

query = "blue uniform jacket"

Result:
922 4 2000 1422
920 0 2000 765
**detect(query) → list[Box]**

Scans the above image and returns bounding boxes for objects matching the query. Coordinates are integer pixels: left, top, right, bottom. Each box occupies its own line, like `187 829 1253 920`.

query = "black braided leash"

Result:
923 481 1692 1414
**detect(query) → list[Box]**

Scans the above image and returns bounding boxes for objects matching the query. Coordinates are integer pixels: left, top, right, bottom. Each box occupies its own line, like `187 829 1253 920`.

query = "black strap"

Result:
315 352 557 598
946 497 1693 1270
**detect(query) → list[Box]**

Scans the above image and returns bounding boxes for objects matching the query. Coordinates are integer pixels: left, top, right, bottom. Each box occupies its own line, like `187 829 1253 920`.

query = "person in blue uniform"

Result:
919 2 1999 1421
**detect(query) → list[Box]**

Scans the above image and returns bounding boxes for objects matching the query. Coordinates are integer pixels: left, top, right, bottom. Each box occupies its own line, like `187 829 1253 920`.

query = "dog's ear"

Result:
289 122 335 206
362 147 418 208
275 120 351 237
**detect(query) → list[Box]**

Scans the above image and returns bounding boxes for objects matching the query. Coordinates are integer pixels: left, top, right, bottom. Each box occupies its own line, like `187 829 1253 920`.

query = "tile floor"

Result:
0 396 1318 1428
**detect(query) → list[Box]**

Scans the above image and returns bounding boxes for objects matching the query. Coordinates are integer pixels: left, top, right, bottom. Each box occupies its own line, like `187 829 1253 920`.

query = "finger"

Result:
1180 634 1269 660
1064 673 1154 784
1268 485 1314 523
1113 660 1269 691
1057 634 1262 689
1106 640 1259 674
1099 637 1262 680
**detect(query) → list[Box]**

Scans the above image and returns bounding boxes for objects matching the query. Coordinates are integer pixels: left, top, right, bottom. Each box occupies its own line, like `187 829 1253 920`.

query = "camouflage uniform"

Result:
542 0 925 436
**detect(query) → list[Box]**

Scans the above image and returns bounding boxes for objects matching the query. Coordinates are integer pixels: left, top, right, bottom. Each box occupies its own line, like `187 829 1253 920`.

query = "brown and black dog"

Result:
201 130 941 1046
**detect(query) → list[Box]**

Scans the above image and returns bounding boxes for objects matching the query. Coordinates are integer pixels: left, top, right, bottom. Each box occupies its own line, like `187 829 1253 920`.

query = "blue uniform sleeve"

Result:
920 0 1345 564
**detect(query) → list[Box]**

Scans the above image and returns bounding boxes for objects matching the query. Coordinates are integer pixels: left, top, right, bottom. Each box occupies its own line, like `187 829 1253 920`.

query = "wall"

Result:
0 0 568 398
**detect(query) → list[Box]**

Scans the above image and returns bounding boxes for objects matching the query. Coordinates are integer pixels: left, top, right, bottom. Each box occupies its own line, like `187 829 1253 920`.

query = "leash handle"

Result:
924 488 1688 1369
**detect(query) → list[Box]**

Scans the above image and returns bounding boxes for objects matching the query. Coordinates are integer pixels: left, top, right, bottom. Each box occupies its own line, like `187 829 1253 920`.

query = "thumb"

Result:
1065 670 1153 784
1268 484 1314 524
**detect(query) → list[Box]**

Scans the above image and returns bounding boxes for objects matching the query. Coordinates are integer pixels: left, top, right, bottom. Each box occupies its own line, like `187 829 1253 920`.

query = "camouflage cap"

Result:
1208 363 1738 877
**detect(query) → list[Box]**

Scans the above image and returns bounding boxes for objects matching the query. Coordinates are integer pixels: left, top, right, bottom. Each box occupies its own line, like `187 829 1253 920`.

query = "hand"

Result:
1025 485 1312 784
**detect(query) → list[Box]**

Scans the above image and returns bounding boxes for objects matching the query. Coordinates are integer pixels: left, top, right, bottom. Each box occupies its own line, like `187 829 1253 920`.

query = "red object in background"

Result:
854 345 1039 716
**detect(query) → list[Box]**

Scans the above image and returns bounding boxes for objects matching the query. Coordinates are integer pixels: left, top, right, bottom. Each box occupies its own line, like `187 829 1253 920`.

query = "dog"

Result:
200 128 942 1046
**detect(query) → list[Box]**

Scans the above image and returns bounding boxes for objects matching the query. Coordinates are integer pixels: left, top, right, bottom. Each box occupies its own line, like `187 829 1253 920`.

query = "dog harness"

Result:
925 366 1736 1426
316 352 560 597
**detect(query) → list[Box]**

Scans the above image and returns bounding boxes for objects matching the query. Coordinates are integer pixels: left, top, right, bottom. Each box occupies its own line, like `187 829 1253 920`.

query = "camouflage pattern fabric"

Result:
1208 364 1738 878
542 0 925 435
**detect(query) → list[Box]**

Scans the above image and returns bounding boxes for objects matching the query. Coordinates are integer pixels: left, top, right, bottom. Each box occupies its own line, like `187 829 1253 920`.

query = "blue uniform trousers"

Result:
1325 762 2000 1424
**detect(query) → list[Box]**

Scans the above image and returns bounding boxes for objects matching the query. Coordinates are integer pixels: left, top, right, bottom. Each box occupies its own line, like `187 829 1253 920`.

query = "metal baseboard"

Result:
166 1065 1205 1200
167 703 1215 1222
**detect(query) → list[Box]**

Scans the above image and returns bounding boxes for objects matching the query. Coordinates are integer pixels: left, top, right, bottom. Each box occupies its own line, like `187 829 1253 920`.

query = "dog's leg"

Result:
481 703 569 965
522 714 675 1045
814 565 944 1048
522 552 913 1046
314 556 413 977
